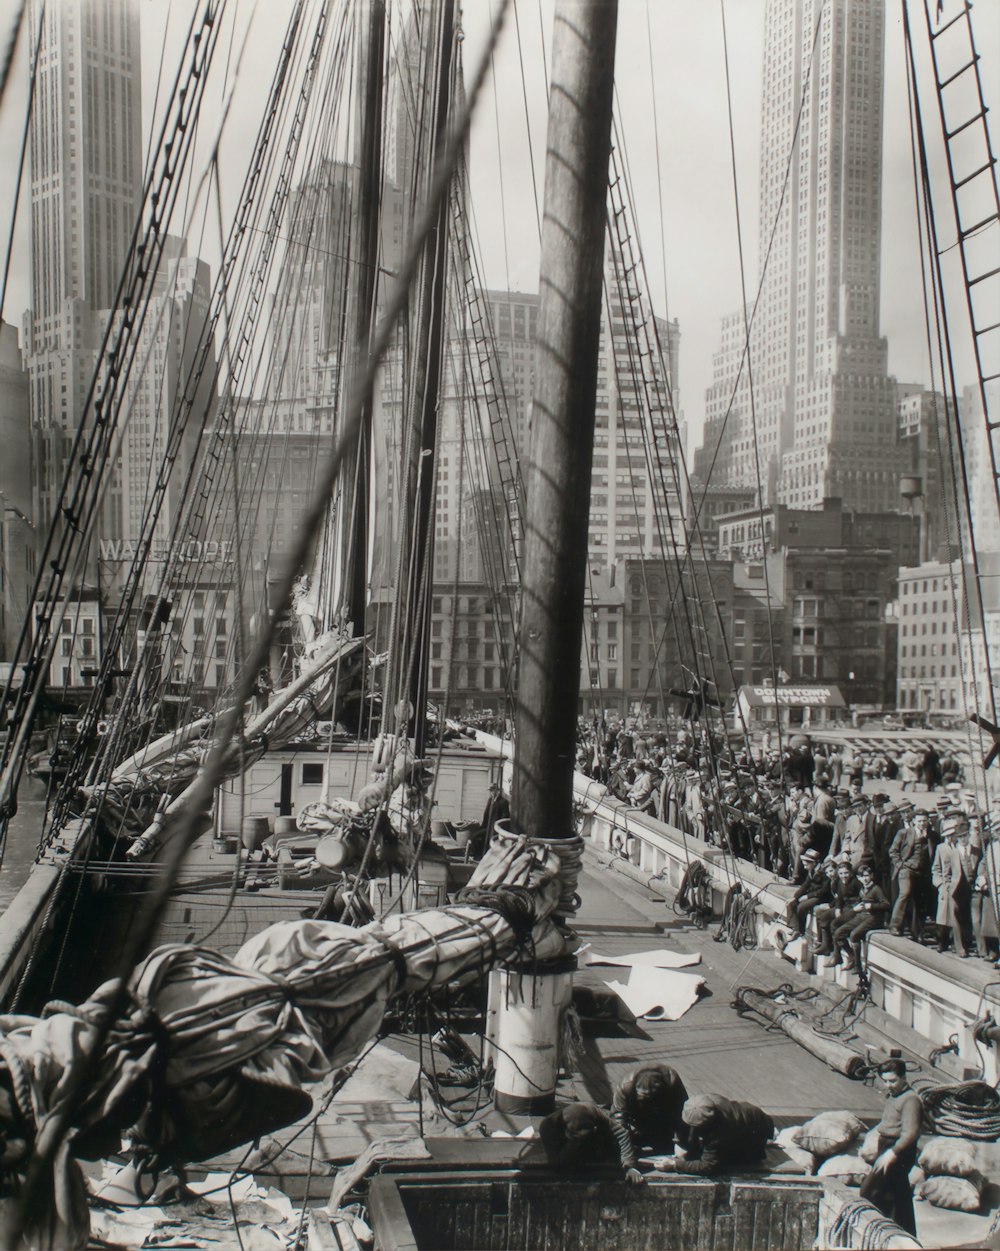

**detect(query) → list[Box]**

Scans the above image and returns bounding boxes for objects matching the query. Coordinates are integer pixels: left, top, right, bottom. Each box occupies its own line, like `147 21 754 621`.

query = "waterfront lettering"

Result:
99 538 234 564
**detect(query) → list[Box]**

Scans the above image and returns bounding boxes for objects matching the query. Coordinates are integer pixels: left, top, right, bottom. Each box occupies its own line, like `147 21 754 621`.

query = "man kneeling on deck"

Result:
653 1094 774 1176
538 1102 620 1170
612 1063 689 1184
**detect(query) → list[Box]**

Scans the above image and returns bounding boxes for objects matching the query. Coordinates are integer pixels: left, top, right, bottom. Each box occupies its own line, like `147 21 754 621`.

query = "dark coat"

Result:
679 1096 774 1175
611 1065 689 1167
538 1103 620 1170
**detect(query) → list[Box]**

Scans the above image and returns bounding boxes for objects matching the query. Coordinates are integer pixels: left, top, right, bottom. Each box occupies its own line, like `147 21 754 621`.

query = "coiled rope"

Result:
919 1080 1000 1140
827 1198 913 1250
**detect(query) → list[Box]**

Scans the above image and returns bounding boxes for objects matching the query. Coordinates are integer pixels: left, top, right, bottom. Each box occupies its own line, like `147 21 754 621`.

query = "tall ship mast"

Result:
0 1 996 1248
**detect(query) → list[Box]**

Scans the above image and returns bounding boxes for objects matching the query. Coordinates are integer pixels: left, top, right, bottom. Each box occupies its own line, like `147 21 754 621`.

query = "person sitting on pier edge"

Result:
811 859 860 957
858 1059 921 1236
538 1102 620 1171
831 860 889 970
612 1063 689 1184
783 848 830 936
654 1094 774 1177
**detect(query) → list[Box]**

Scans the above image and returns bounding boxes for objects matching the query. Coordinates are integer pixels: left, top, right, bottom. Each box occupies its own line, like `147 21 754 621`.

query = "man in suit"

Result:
470 781 510 859
931 813 980 956
866 795 897 896
830 796 870 869
888 807 932 941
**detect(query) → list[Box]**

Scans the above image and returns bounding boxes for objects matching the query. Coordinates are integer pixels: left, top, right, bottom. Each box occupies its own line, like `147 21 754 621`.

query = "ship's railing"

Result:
574 778 1000 1088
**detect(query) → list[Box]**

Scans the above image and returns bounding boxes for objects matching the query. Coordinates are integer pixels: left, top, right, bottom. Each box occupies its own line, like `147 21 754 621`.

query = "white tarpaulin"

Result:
604 965 706 1020
584 948 701 970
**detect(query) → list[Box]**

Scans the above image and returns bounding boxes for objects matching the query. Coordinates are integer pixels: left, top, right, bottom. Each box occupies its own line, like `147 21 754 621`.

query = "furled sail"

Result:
0 830 575 1250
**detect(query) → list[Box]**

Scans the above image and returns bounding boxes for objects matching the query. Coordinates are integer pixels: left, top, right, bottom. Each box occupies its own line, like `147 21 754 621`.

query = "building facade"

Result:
699 0 906 513
718 499 920 708
25 0 143 529
896 559 966 714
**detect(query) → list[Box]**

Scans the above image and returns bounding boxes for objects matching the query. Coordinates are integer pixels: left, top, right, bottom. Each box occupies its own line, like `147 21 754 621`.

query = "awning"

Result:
738 684 846 709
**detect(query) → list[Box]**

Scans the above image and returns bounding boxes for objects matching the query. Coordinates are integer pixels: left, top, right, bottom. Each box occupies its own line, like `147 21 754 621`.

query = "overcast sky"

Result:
0 0 996 454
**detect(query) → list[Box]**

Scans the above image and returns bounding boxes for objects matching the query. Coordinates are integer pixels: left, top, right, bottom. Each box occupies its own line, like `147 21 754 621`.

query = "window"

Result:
61 638 72 657
607 644 617 661
302 763 324 785
608 669 617 688
216 619 227 636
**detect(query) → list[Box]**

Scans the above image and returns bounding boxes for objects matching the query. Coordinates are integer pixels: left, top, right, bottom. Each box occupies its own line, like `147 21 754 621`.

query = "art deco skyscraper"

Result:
700 0 906 513
23 0 142 529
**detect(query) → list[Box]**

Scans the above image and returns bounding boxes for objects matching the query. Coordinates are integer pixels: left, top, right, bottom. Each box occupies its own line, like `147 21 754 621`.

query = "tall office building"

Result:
24 0 142 533
699 0 906 512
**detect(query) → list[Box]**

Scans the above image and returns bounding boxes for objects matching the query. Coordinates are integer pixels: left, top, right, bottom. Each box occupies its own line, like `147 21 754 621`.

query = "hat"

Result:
681 1095 720 1128
802 848 821 862
935 797 950 809
872 793 889 806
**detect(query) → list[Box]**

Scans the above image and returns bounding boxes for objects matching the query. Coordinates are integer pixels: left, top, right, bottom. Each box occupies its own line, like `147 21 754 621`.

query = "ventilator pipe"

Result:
490 956 577 1115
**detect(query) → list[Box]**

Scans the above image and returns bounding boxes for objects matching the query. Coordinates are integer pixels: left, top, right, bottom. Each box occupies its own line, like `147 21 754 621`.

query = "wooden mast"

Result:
511 0 617 840
492 0 618 1115
343 0 386 639
385 0 455 759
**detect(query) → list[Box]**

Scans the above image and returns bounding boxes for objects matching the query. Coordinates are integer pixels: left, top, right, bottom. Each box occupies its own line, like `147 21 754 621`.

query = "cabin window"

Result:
302 763 324 786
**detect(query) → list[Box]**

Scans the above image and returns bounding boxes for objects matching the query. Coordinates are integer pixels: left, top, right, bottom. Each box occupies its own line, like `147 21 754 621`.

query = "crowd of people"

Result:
576 715 996 968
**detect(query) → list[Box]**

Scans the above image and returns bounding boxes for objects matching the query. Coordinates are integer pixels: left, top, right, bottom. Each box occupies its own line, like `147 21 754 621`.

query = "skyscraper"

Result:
24 0 142 531
699 0 906 513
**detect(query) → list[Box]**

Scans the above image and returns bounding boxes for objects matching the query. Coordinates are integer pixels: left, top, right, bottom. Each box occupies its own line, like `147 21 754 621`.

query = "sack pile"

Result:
778 1111 869 1184
915 1136 986 1213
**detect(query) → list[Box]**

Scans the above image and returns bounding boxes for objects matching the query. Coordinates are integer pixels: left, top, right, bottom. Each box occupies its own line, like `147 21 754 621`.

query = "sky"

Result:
0 0 996 456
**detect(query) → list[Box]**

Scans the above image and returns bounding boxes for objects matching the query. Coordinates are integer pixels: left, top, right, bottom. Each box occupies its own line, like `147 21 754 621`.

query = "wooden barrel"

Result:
241 815 270 852
273 816 298 836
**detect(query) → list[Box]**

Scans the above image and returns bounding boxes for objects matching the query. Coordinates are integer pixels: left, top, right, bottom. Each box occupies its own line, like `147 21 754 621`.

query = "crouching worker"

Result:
655 1094 774 1176
612 1063 689 1184
538 1102 620 1170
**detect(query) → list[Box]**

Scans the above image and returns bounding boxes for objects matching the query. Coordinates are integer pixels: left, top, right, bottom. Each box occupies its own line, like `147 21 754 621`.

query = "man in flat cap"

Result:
654 1094 774 1176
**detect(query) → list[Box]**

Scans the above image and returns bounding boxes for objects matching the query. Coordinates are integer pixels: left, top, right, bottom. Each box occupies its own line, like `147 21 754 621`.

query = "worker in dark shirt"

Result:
858 1059 922 1235
783 849 830 935
653 1094 774 1176
538 1102 620 1170
611 1063 689 1184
